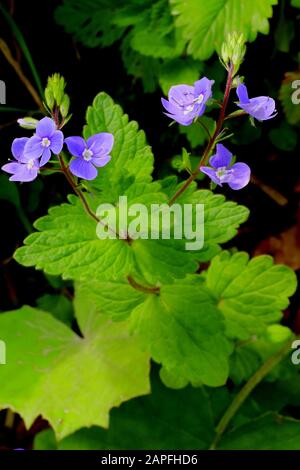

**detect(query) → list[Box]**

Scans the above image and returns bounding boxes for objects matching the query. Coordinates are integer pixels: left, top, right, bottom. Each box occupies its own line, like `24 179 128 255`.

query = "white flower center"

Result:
182 94 204 115
26 159 35 170
216 166 233 182
195 94 204 104
82 148 93 161
41 137 51 147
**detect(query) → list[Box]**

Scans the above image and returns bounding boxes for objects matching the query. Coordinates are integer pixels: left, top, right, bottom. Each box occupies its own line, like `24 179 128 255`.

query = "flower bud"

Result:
17 117 39 130
220 32 246 76
60 94 70 118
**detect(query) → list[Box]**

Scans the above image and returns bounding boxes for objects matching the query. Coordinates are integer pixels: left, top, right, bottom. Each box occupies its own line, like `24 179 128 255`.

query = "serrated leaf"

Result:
76 276 232 386
170 0 277 60
35 375 214 450
205 251 297 339
55 0 127 48
0 306 150 439
130 0 185 59
159 57 203 94
219 413 300 450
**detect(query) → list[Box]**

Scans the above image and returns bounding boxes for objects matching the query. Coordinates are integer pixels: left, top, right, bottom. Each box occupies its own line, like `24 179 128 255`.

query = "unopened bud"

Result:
17 117 39 130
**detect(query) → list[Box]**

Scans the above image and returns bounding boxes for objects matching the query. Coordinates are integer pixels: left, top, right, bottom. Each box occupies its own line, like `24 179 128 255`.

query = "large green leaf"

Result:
219 413 300 450
170 0 278 60
0 306 150 439
35 375 214 450
205 251 297 339
76 276 232 387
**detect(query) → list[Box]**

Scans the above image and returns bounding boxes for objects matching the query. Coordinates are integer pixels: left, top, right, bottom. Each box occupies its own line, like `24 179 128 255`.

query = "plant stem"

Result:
0 38 43 111
209 337 295 450
168 63 234 205
127 275 160 294
58 154 120 241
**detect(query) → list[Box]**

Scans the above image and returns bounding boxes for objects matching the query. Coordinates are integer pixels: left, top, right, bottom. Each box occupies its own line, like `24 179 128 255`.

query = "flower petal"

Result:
194 77 214 102
40 148 51 166
69 158 97 180
92 154 111 167
24 136 43 160
200 166 222 186
161 98 180 115
2 162 38 182
236 84 250 104
50 130 64 155
228 162 251 190
168 84 194 106
209 144 232 168
11 137 29 161
65 136 86 157
2 162 21 174
87 133 114 157
36 117 56 138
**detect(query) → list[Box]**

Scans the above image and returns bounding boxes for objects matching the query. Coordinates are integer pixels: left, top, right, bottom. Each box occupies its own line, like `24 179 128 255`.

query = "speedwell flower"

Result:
236 83 277 121
2 137 40 182
161 77 214 126
65 133 113 180
200 144 250 190
24 117 64 166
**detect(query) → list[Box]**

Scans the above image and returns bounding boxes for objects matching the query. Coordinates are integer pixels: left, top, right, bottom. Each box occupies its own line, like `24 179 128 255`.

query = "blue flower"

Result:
236 83 277 121
200 144 250 190
161 77 214 126
65 133 113 180
2 137 40 182
24 117 64 166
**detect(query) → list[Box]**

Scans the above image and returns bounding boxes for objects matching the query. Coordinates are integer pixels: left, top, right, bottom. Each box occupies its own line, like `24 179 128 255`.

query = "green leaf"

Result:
269 121 298 151
170 0 277 60
179 118 216 149
35 375 214 450
0 305 150 439
205 251 297 339
77 276 232 387
229 347 261 385
159 57 203 95
36 294 74 326
219 413 300 450
130 0 185 59
55 0 127 47
121 36 160 93
279 71 300 126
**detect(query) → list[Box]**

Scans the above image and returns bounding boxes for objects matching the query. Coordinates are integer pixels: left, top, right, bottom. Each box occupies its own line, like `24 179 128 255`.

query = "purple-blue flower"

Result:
200 143 250 190
65 133 113 180
161 77 214 126
24 117 64 166
2 137 40 182
236 83 277 121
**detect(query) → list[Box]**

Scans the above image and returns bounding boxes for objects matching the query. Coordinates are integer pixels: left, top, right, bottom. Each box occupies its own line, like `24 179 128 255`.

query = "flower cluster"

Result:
2 117 113 182
161 78 277 190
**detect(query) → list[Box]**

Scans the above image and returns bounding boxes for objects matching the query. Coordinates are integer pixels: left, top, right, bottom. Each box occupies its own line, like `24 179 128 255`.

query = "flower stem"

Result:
209 336 295 450
127 275 160 294
168 63 234 205
0 38 43 111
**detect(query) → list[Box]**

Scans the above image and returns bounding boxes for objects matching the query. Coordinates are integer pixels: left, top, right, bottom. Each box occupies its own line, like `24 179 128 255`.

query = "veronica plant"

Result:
0 33 298 451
